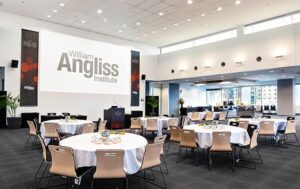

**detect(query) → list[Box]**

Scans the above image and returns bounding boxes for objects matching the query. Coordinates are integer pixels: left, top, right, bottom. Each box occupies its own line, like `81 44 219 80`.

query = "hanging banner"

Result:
131 51 140 106
20 29 39 106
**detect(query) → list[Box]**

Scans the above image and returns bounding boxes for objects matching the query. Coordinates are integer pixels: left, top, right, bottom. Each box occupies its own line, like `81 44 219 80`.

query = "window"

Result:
261 85 277 106
295 84 300 106
207 89 222 106
161 41 193 54
241 86 261 105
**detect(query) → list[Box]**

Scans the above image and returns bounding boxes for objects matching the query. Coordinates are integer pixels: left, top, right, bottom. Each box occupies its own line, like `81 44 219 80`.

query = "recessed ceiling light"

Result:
162 27 167 30
118 30 122 33
143 34 147 37
135 37 139 40
187 0 193 5
81 20 86 24
186 79 189 82
217 6 223 11
221 75 224 78
97 9 102 14
59 3 64 7
201 13 206 17
47 15 52 18
158 12 164 16
270 70 274 73
174 23 178 26
282 75 286 77
123 24 126 28
152 31 157 34
186 18 191 21
104 18 107 22
235 0 241 5
53 10 58 13
136 22 141 26
243 73 247 76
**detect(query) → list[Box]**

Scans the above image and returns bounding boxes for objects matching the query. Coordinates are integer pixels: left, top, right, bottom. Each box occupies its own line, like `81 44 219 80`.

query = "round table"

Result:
40 119 93 144
59 133 148 174
184 124 250 148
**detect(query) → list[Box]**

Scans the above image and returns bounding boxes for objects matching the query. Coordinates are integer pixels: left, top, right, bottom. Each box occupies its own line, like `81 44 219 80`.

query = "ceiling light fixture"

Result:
47 15 52 18
97 9 102 14
162 27 167 30
235 61 243 65
59 3 64 7
104 18 107 22
143 34 147 37
81 20 86 24
158 12 164 16
152 31 157 34
187 0 193 5
186 18 191 21
217 7 223 11
136 22 141 26
174 23 178 26
53 10 58 13
275 55 285 59
118 30 122 33
204 66 211 69
270 70 274 73
201 13 206 17
123 24 126 28
235 0 241 5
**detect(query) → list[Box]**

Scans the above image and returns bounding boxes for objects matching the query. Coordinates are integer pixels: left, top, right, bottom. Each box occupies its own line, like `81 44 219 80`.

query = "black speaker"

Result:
141 74 146 80
11 60 19 68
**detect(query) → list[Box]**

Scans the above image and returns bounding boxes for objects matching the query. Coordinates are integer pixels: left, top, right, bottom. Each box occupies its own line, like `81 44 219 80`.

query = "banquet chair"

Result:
205 112 214 123
145 119 158 135
258 121 275 143
82 123 95 134
278 120 300 147
218 112 227 124
154 135 168 174
238 121 249 130
229 121 239 127
47 113 56 116
138 141 166 189
167 118 179 128
98 120 107 132
238 129 263 170
33 118 40 131
62 112 70 116
44 123 60 145
208 131 235 171
48 145 92 189
247 124 258 139
36 135 52 188
262 115 271 119
93 150 127 189
190 112 200 123
166 126 181 156
287 116 295 121
130 118 143 135
25 120 39 148
177 129 199 166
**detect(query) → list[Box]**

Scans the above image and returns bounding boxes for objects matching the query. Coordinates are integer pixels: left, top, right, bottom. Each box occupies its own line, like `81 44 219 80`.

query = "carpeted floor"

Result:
1 122 300 189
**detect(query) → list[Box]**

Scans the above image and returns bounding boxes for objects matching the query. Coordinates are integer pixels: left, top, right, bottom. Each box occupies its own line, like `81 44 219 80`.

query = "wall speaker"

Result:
141 74 146 80
11 60 19 68
171 69 174 73
221 62 226 67
194 66 198 71
256 56 262 62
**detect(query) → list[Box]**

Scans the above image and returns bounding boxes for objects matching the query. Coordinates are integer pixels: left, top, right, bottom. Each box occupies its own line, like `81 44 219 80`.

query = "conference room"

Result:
1 0 300 188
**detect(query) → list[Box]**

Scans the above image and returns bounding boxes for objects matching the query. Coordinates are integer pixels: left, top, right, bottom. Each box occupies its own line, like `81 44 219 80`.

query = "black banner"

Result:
20 29 39 106
131 51 140 106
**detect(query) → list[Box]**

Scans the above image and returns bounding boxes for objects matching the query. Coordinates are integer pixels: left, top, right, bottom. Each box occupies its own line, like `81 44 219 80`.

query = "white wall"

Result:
179 83 206 107
159 24 300 80
0 11 159 120
161 84 169 115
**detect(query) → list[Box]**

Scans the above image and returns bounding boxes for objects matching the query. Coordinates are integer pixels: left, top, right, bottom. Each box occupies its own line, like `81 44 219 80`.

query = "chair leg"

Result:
248 150 256 170
255 148 263 164
159 166 167 189
25 135 32 147
35 160 44 180
294 133 300 147
176 147 182 163
208 150 212 171
166 141 171 156
139 171 145 189
161 155 168 174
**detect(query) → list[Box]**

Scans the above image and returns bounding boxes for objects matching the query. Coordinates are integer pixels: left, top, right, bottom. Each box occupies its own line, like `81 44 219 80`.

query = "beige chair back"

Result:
154 135 167 155
259 121 275 135
37 135 48 161
169 126 181 142
44 123 60 138
141 141 163 170
211 131 232 152
98 120 107 132
190 112 200 121
205 112 214 121
27 120 37 135
218 112 227 121
180 129 197 148
82 123 95 134
250 129 259 149
130 118 142 129
48 145 77 177
285 120 296 134
94 150 125 179
146 119 158 131
238 121 249 130
168 118 179 127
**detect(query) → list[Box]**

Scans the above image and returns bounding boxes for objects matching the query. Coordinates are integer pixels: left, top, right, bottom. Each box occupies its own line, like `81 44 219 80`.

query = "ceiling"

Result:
0 0 300 47
153 66 300 88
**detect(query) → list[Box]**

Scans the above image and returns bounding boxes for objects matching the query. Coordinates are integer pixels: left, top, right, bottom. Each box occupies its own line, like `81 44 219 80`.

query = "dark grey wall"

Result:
277 79 294 115
169 83 179 116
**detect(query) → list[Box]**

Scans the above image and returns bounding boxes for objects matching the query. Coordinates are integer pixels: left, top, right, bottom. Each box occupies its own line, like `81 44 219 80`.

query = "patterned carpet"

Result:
1 122 300 189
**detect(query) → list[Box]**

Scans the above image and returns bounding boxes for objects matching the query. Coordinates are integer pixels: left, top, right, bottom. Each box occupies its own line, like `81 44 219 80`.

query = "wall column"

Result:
277 79 295 115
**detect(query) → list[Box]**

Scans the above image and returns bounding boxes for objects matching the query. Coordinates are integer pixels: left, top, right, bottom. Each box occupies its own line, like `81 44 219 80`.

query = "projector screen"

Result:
39 31 131 95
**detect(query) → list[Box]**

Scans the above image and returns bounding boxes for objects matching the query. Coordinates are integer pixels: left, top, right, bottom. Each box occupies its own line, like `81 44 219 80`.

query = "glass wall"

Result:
241 86 262 105
295 84 300 106
207 89 222 106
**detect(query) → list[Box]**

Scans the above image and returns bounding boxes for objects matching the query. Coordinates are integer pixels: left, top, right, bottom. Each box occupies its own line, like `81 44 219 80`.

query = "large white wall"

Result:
0 11 159 120
158 24 300 80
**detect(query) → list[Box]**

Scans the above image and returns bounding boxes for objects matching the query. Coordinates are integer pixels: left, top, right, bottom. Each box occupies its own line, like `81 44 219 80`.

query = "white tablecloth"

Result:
187 112 220 120
228 118 287 133
60 133 148 174
40 119 92 144
184 124 250 148
140 117 173 136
